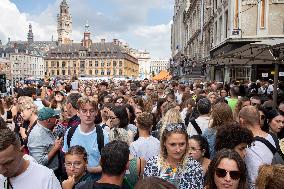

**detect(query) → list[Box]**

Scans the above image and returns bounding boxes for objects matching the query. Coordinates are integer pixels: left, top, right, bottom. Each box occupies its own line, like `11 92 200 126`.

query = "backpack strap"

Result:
67 126 78 148
269 133 281 150
269 133 284 160
96 124 104 154
190 119 202 135
254 136 277 154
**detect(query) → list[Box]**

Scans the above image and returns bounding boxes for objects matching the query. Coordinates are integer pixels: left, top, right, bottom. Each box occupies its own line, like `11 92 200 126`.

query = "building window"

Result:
62 61 66 68
57 70 60 75
51 70 55 75
119 69 123 75
95 61 98 67
101 61 104 67
107 70 111 75
119 61 122 67
80 61 85 68
95 70 98 75
89 70 92 75
62 70 66 75
234 0 239 29
57 61 60 67
113 61 117 67
101 70 104 75
89 61 92 67
260 0 266 28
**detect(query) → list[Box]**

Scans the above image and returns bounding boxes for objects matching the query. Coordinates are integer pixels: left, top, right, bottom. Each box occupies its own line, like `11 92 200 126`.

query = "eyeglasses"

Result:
65 162 83 169
215 168 242 180
109 116 118 120
188 147 201 152
164 123 186 132
260 115 265 120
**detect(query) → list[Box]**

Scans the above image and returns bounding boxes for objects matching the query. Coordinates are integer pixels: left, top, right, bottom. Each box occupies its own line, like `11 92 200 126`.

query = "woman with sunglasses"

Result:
206 149 247 189
144 123 203 189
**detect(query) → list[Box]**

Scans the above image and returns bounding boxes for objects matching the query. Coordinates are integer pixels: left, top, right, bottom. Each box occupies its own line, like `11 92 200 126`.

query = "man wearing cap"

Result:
27 107 62 175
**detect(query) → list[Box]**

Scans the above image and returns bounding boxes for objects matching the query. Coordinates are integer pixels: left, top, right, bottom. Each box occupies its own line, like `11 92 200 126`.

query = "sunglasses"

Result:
215 168 242 180
260 115 265 120
164 123 186 132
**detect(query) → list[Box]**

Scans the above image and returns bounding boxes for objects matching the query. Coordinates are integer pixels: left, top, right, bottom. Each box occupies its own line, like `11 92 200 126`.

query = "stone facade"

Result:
171 0 284 81
150 59 170 75
0 44 45 81
130 49 151 79
45 33 139 79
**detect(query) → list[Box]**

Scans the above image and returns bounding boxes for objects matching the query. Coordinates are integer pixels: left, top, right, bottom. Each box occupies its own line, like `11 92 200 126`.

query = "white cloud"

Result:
130 21 172 58
0 0 29 42
0 0 173 58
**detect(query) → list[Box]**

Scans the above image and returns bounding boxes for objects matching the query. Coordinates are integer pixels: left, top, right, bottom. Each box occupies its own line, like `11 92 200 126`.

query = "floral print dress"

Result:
143 156 204 189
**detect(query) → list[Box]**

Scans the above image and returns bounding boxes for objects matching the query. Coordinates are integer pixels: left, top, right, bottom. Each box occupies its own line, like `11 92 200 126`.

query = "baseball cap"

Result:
38 107 59 121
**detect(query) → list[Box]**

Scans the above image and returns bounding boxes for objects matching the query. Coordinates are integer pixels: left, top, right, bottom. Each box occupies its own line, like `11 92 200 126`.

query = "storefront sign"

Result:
279 72 284 77
262 73 268 77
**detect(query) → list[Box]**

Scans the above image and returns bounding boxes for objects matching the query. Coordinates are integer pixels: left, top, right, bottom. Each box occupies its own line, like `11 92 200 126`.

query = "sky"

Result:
0 0 174 58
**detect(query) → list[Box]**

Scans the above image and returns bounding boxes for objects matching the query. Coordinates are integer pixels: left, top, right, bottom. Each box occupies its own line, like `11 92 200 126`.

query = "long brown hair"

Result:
206 149 247 189
210 102 233 128
256 164 284 189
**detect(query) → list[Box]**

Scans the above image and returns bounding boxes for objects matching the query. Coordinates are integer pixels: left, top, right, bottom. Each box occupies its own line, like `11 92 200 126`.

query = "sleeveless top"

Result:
124 158 141 189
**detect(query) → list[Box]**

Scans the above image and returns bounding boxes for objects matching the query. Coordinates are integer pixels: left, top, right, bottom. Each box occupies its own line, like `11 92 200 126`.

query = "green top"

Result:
227 98 238 110
123 158 140 189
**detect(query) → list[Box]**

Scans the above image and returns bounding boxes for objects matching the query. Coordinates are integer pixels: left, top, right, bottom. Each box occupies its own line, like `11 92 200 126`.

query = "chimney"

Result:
8 38 10 43
101 39 105 43
113 39 118 44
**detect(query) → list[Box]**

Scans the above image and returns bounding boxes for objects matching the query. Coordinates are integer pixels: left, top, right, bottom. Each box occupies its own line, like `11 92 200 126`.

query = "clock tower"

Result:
57 0 72 45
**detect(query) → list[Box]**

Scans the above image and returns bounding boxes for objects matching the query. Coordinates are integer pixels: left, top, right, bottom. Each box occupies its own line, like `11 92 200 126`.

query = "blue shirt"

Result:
63 125 109 167
27 123 58 170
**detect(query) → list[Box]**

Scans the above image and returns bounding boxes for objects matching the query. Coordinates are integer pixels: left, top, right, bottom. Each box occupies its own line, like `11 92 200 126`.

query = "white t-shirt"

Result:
245 134 276 189
0 161 62 189
130 136 160 161
187 116 210 136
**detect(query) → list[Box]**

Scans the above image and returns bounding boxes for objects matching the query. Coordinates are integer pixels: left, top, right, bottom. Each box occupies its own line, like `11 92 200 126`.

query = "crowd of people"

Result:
0 77 283 189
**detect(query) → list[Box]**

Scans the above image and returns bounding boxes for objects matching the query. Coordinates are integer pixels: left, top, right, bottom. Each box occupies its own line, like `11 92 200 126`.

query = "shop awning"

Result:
152 70 172 81
208 39 284 65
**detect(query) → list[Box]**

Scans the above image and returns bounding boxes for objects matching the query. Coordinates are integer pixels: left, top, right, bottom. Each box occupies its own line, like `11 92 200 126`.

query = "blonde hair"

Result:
256 164 284 189
77 96 98 110
18 96 33 104
160 108 182 135
19 101 38 114
207 92 216 99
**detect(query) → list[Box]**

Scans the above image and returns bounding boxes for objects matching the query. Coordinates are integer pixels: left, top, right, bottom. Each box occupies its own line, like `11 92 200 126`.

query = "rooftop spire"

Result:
27 23 34 44
61 0 67 6
85 21 90 33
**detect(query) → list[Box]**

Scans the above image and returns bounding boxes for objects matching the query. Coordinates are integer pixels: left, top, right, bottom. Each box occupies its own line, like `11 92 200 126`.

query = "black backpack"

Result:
66 125 104 154
190 119 202 135
254 134 284 164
